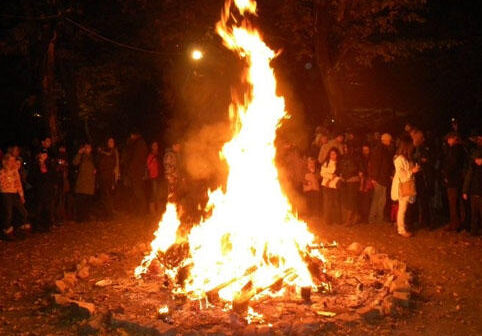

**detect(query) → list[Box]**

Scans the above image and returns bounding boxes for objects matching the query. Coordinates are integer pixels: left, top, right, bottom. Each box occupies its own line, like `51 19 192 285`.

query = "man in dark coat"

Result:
413 130 435 228
124 130 148 215
97 138 119 220
443 132 467 231
368 133 394 224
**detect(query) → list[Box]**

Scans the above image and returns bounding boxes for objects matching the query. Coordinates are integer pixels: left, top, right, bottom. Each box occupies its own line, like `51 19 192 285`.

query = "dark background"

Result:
0 0 481 150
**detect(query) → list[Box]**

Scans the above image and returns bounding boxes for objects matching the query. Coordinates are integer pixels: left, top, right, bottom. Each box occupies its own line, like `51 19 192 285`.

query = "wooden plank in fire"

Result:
206 265 258 303
307 242 338 250
232 268 297 314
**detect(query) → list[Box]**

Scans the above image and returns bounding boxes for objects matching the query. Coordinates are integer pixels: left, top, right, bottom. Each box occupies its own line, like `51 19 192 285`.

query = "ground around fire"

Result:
0 214 481 336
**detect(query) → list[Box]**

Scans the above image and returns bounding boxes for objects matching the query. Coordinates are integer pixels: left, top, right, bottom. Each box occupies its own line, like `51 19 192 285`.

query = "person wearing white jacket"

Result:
391 137 420 237
320 148 342 225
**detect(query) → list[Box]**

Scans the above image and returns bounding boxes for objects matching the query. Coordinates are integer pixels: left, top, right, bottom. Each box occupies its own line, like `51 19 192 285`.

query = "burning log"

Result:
232 268 296 314
307 242 337 250
176 264 192 286
301 287 311 303
161 242 190 269
206 266 258 304
304 252 333 288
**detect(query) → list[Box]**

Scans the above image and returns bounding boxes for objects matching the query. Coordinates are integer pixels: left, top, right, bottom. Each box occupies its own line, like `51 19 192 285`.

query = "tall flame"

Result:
136 0 320 306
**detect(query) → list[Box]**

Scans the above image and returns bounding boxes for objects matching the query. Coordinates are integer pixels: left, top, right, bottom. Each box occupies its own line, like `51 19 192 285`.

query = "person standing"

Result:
359 144 373 223
73 144 96 222
391 137 421 238
147 141 162 216
124 130 148 215
462 150 482 236
412 130 434 228
320 148 342 225
97 138 119 220
368 133 394 224
29 149 56 231
55 144 70 222
339 145 362 225
0 154 30 240
442 132 467 231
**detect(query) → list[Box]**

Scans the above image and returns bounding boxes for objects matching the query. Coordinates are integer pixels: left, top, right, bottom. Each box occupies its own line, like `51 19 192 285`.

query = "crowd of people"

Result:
1 122 481 241
300 123 481 238
0 130 183 241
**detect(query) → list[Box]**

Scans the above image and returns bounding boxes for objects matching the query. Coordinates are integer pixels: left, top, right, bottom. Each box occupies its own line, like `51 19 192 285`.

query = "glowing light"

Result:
191 49 203 60
158 305 169 315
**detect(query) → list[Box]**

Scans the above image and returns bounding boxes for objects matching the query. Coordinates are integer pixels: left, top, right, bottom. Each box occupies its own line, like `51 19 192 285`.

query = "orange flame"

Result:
135 203 181 278
136 0 321 306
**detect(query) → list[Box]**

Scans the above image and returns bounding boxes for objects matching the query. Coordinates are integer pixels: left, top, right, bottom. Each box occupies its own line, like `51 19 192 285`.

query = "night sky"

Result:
0 0 480 148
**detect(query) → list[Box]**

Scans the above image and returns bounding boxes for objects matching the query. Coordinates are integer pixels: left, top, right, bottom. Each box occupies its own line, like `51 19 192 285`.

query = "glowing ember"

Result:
136 0 324 310
158 305 169 315
246 307 264 324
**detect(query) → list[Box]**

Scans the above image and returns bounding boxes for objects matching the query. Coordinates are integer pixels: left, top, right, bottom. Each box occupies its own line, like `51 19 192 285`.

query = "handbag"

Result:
399 178 416 197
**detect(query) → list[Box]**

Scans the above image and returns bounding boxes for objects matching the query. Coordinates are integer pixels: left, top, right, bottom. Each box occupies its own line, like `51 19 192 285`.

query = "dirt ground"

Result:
0 214 481 336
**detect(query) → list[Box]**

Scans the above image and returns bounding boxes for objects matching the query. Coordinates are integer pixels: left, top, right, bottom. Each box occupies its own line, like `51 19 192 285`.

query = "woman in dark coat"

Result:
29 149 56 231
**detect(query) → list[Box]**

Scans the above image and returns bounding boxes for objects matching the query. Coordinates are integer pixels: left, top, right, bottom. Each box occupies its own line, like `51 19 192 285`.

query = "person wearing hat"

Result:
368 133 394 224
462 149 482 236
442 132 466 231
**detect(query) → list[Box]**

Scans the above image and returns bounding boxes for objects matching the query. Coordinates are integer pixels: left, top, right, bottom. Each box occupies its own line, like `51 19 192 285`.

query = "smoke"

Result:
183 122 230 185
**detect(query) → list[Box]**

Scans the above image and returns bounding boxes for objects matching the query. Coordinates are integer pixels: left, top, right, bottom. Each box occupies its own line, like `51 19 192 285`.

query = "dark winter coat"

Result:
98 148 118 189
73 153 96 195
339 154 360 181
124 137 148 181
29 162 56 201
442 144 466 188
368 144 394 187
414 144 435 195
463 163 482 196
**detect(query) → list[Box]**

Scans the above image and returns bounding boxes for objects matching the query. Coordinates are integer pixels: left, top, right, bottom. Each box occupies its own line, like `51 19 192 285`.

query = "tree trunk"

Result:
42 29 60 143
321 71 343 119
313 0 344 120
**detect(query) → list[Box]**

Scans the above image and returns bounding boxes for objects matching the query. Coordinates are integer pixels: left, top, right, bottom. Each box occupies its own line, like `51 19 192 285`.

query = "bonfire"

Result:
135 0 327 316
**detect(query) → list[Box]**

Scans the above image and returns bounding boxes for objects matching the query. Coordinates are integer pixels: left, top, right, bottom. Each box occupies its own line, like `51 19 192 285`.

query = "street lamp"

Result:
191 49 203 61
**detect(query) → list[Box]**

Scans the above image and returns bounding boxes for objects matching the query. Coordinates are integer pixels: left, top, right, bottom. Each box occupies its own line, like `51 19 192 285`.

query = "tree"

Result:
273 0 435 120
0 0 67 143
